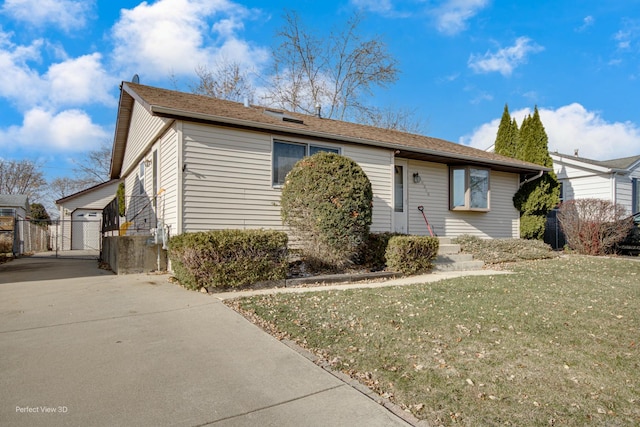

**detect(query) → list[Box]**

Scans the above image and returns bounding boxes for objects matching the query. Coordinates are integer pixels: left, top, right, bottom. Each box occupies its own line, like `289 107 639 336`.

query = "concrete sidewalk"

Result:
0 256 416 426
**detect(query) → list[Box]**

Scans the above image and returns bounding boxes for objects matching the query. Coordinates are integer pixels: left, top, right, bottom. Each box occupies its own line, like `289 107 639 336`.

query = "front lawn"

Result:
231 256 640 426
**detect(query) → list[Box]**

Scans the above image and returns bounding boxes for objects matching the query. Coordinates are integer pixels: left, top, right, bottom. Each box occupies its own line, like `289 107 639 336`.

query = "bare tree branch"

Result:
355 105 427 134
0 159 47 201
71 142 111 186
190 58 255 103
262 10 399 121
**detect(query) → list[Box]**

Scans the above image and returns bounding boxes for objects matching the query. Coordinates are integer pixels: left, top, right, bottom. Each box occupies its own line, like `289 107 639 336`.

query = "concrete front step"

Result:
433 260 485 272
436 254 475 263
433 236 484 271
438 243 461 255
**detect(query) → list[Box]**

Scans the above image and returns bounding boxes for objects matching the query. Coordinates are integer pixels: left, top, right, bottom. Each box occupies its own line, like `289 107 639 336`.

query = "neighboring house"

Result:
55 180 120 250
0 194 30 255
551 152 640 215
109 82 547 247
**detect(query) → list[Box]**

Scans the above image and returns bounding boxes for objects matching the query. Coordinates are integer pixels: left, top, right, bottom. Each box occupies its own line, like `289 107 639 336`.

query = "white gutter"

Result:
519 169 544 187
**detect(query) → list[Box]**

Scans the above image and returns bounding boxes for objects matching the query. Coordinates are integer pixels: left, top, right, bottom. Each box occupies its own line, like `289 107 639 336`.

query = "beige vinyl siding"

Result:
407 161 449 236
444 170 520 238
121 102 171 175
342 146 393 233
180 123 394 234
159 125 179 234
182 123 282 232
408 161 519 238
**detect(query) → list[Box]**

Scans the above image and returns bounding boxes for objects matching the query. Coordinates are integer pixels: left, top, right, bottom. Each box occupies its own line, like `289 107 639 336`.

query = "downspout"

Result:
519 170 544 187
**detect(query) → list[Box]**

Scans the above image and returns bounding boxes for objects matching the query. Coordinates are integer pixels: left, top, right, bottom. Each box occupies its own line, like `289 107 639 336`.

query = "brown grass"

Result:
232 256 640 426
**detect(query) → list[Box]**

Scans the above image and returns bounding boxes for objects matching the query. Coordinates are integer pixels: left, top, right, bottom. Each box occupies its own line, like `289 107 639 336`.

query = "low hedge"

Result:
168 229 288 290
358 232 406 270
385 235 439 274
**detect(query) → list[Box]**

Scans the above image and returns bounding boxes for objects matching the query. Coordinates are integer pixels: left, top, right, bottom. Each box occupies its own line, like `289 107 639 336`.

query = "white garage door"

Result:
72 210 101 250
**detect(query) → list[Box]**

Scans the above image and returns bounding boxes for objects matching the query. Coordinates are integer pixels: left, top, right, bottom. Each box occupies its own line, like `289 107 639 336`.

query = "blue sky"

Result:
1 0 639 183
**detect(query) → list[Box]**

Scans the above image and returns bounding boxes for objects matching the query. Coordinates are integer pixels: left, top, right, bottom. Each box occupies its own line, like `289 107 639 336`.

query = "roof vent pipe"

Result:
243 97 249 108
315 103 321 118
574 149 579 157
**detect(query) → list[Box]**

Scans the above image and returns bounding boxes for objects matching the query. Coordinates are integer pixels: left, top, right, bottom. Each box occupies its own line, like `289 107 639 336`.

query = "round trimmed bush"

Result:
280 152 373 269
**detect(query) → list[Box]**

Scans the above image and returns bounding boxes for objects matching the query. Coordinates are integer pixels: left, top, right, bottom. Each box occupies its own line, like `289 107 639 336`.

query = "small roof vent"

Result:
264 109 304 125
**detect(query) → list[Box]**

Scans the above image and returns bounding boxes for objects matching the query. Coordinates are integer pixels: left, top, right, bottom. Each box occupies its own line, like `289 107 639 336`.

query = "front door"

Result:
393 160 408 233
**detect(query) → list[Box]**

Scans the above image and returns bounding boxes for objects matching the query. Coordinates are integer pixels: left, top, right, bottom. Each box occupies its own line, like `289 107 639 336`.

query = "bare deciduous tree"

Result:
49 177 91 200
0 159 47 200
190 59 255 103
355 106 427 134
263 11 399 121
71 142 112 187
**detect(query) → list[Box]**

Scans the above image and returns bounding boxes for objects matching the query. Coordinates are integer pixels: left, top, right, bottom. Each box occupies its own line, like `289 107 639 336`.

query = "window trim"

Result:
449 166 491 212
272 140 341 187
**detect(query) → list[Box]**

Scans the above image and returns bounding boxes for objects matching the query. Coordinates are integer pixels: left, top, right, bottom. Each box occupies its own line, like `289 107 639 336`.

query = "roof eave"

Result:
150 105 547 174
551 153 625 174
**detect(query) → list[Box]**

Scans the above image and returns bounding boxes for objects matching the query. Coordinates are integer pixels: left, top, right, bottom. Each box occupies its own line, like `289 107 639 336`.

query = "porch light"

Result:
413 172 421 184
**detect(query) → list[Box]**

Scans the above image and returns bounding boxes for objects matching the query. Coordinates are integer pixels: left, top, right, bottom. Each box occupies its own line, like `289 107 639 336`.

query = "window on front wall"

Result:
272 141 340 186
450 166 490 211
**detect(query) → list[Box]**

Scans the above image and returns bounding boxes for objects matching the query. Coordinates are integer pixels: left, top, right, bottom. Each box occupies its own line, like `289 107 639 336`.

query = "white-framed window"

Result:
450 166 490 211
272 141 340 186
139 161 145 195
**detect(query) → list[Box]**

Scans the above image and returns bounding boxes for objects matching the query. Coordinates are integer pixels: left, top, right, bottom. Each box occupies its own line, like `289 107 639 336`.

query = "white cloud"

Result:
468 37 544 76
433 0 489 35
1 0 94 31
0 31 115 109
0 33 46 106
45 53 116 107
459 104 640 160
0 108 110 152
351 0 395 15
110 0 269 80
576 15 594 32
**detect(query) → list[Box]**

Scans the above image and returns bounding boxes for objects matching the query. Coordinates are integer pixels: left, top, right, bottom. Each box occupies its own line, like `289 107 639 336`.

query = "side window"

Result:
273 142 306 186
450 166 490 211
272 141 340 186
309 145 339 156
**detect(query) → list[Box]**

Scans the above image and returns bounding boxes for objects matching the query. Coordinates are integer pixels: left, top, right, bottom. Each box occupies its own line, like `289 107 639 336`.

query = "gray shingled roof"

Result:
554 153 640 171
111 82 548 178
0 194 29 211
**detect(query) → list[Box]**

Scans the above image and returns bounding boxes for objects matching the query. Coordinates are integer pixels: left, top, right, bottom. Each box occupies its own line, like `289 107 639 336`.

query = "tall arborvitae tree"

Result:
513 106 560 240
495 104 517 157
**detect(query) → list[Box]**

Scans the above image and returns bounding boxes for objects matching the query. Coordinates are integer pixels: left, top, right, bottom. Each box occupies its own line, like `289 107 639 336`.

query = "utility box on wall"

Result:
101 236 168 274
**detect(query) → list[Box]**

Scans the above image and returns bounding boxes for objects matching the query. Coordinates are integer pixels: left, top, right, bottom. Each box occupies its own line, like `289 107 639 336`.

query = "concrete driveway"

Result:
0 254 411 427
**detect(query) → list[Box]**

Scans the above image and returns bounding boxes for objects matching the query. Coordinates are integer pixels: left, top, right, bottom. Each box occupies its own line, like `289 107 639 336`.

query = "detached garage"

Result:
71 210 102 250
55 180 120 251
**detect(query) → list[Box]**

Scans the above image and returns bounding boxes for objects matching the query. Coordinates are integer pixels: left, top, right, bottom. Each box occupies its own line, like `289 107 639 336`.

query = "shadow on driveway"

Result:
0 252 112 285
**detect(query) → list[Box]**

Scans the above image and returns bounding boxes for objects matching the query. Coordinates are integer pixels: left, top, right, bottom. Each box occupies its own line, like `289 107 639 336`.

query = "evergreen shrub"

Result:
168 229 288 290
357 232 405 270
280 152 373 269
385 235 439 274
